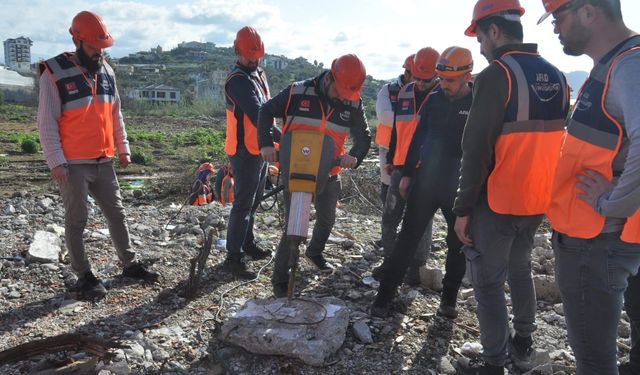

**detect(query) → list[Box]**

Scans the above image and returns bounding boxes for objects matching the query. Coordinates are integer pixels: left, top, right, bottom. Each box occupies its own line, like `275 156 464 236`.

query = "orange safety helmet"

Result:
69 11 114 49
465 0 525 36
538 0 572 24
436 47 474 78
331 54 366 101
411 47 440 81
234 26 265 60
403 54 415 71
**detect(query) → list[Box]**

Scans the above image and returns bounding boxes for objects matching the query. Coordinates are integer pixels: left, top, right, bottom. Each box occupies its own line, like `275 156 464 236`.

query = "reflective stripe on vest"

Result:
283 79 358 176
392 82 432 166
487 52 568 215
375 81 401 147
224 66 270 156
548 36 640 243
42 53 116 160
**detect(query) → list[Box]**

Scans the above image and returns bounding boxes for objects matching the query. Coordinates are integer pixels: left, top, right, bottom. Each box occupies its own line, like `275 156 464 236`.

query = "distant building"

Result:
3 36 33 73
195 70 227 102
262 56 288 70
0 66 35 103
128 84 180 103
178 41 216 51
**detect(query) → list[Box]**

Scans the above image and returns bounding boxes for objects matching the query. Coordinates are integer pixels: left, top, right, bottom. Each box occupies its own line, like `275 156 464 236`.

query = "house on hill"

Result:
127 84 180 103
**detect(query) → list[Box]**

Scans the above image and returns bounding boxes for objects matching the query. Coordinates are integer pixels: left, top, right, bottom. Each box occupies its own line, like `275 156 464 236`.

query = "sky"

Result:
2 0 639 79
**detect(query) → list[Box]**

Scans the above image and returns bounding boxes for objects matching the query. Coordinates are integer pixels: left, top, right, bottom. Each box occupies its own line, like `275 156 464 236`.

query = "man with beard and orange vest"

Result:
222 26 276 279
375 54 414 205
371 47 474 319
258 54 371 297
374 48 438 284
539 0 640 373
37 11 159 301
453 1 570 373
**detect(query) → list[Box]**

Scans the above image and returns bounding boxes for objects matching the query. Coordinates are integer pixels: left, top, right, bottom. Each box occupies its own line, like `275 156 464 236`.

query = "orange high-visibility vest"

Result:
40 53 116 160
392 82 434 166
220 173 235 204
224 65 270 156
486 51 569 215
548 37 640 243
282 76 360 176
375 81 401 148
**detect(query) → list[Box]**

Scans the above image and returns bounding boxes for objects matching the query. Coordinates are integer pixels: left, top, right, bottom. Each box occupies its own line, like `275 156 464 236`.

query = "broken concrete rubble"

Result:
220 297 349 366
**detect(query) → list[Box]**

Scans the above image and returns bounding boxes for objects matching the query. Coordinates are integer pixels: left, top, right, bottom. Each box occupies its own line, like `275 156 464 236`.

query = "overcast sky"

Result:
2 0 639 79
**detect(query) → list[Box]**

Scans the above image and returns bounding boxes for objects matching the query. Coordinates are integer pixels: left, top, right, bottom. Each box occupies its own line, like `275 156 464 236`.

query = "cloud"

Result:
333 32 348 43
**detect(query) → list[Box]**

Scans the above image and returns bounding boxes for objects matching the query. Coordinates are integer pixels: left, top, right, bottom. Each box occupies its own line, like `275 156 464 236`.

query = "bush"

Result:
131 149 152 165
21 138 39 154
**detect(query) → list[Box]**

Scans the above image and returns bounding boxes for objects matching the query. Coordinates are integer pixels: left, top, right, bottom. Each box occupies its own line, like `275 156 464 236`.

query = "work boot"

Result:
76 271 107 300
305 253 334 273
273 283 288 298
243 243 271 260
122 262 160 282
456 357 505 375
436 302 458 319
370 283 397 318
403 265 421 286
508 332 534 364
222 257 256 280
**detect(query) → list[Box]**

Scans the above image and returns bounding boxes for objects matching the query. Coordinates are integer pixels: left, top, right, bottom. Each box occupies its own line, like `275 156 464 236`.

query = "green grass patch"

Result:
124 99 225 119
0 103 37 122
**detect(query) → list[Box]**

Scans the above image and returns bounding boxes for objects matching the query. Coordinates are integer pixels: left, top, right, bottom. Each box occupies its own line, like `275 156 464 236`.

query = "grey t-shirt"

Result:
597 49 640 232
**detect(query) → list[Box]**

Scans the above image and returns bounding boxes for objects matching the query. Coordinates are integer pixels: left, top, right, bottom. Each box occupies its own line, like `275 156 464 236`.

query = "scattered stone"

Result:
419 266 443 291
439 357 457 374
263 216 277 226
27 231 62 263
220 297 349 366
533 275 562 303
352 320 373 344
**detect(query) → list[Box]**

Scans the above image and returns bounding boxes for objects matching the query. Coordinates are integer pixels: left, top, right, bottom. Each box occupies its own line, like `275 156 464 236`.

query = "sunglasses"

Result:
551 0 583 27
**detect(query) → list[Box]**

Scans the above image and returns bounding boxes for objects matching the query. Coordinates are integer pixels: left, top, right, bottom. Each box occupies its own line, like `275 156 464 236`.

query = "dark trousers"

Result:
225 148 267 258
380 164 465 302
272 177 341 285
626 269 640 371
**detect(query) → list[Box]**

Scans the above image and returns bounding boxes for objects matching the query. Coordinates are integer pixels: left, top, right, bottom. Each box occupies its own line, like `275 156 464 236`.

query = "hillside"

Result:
114 43 385 120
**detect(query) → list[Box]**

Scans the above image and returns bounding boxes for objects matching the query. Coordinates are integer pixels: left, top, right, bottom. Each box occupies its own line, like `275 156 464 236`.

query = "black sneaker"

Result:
456 357 505 375
243 243 271 260
122 262 160 282
222 258 256 280
76 271 107 300
370 283 397 318
273 283 288 298
305 253 334 273
508 332 534 364
436 302 458 319
403 265 421 286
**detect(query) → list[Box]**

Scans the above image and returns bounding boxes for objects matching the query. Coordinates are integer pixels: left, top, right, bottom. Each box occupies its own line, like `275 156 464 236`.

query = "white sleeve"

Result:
375 84 394 126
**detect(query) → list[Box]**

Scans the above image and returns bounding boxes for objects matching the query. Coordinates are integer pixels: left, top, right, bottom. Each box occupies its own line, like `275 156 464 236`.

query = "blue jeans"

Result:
553 232 640 375
464 197 541 367
225 148 267 259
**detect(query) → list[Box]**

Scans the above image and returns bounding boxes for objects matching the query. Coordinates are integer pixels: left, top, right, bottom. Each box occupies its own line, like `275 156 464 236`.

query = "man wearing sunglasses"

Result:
373 48 438 287
454 1 570 373
540 0 640 374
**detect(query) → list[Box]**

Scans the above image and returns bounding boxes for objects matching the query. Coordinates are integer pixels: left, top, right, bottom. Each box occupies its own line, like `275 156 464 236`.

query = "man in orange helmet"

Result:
37 11 159 300
539 1 640 373
258 54 371 297
371 47 474 319
374 48 439 285
453 1 570 373
221 26 275 279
